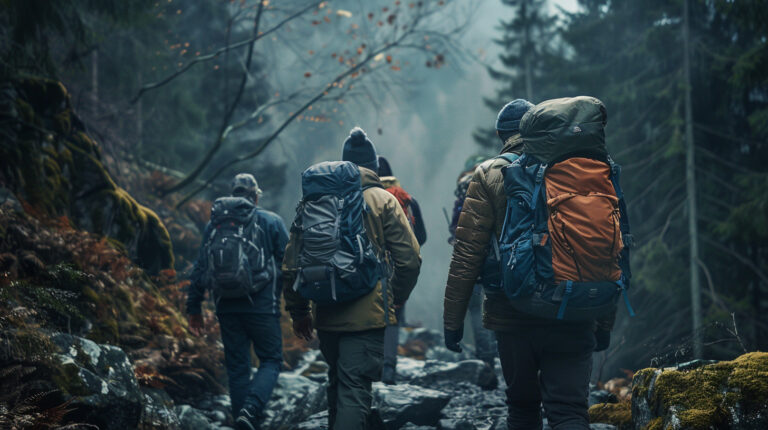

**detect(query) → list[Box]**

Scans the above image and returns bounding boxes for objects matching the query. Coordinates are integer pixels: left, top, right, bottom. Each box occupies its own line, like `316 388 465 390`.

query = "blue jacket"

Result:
186 207 289 315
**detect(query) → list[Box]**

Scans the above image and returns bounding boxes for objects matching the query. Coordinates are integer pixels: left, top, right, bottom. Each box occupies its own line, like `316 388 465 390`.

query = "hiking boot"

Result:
235 405 263 430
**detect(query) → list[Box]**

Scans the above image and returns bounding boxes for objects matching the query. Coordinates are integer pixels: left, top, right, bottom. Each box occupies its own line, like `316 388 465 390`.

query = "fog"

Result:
246 0 578 330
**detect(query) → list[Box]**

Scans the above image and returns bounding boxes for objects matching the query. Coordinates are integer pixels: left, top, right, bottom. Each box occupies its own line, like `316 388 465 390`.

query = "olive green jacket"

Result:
283 167 422 332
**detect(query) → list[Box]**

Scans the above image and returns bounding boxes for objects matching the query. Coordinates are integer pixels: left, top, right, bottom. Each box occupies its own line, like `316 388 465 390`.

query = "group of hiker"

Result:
185 95 633 430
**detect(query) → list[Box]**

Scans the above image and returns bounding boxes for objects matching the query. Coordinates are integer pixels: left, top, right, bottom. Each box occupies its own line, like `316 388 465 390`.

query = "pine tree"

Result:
473 0 557 150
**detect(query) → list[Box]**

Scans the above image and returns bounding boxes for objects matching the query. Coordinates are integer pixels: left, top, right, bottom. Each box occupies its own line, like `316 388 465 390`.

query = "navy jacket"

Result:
186 207 289 315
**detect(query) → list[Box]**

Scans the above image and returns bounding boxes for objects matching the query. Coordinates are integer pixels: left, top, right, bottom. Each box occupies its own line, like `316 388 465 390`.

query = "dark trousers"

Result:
218 313 282 416
319 328 385 430
382 306 405 374
496 324 595 430
469 286 497 363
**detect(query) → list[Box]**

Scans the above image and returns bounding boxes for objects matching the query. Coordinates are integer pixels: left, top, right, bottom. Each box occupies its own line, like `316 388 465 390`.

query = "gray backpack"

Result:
291 162 383 305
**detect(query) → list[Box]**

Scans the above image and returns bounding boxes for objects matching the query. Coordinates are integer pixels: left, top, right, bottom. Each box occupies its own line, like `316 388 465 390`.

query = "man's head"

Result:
342 127 379 172
231 173 262 203
495 99 534 144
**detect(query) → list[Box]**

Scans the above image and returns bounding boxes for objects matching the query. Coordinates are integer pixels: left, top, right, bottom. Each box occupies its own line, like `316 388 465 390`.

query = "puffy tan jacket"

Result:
444 135 615 332
283 167 422 332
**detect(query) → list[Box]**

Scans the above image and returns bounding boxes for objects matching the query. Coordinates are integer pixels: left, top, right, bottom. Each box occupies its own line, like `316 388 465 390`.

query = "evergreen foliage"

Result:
478 0 768 371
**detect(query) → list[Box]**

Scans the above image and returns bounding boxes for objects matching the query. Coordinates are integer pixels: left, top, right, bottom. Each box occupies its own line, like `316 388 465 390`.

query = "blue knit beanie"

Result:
342 127 379 172
495 99 534 133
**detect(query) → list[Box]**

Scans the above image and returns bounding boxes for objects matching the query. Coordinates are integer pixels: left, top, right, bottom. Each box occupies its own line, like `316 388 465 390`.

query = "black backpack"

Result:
206 197 274 302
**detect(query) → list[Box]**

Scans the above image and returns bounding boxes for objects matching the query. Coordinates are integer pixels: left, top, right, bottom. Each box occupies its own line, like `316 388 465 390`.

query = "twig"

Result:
130 1 322 104
161 1 266 195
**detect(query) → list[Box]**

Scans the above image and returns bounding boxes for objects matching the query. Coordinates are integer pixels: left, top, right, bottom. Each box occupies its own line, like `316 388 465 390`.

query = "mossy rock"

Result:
0 78 173 273
631 352 768 429
590 401 632 429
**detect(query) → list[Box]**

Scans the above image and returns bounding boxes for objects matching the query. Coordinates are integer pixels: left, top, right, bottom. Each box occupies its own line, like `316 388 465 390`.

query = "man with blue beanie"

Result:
341 127 379 172
447 99 602 430
495 98 535 145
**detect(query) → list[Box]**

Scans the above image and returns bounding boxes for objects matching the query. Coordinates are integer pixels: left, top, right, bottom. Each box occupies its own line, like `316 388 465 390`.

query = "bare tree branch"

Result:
130 1 322 104
173 4 461 207
161 1 266 195
701 235 768 286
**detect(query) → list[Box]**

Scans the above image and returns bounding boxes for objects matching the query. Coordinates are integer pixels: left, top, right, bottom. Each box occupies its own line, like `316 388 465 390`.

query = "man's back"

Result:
187 204 288 316
283 166 421 332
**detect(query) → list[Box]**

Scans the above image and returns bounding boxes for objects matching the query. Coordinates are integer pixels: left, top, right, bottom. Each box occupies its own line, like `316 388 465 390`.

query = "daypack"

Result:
498 97 634 321
206 197 274 302
291 161 383 305
382 179 428 246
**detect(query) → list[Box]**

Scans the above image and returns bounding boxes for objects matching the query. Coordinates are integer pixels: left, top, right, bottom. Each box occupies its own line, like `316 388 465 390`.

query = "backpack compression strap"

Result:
607 157 636 317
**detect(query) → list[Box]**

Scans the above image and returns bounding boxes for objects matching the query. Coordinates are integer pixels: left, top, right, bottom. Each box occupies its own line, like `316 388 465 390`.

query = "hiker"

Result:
186 173 289 430
446 153 502 390
283 127 421 429
377 155 426 385
444 97 632 430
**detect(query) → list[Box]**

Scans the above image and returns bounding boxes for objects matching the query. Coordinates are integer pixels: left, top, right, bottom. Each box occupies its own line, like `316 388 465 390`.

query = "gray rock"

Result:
177 404 214 430
262 372 327 430
439 382 506 429
590 424 618 430
140 387 180 429
0 187 22 213
412 360 495 389
51 333 143 429
296 410 328 430
401 424 436 430
196 393 232 425
438 418 477 430
395 356 427 382
373 382 451 429
588 389 618 407
425 346 476 363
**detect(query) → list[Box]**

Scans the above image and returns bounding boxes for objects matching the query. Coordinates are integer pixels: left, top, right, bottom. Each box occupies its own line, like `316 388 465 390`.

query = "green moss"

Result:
589 402 632 429
51 362 89 396
646 417 663 430
636 352 768 429
5 328 56 361
632 368 657 400
4 78 175 274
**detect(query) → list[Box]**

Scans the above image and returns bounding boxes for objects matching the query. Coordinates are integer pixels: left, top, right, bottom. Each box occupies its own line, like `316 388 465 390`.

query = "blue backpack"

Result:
290 161 383 305
477 153 520 291
498 154 635 321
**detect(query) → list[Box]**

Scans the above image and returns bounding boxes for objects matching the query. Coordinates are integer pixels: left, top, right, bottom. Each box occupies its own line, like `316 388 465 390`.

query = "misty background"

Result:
258 0 577 330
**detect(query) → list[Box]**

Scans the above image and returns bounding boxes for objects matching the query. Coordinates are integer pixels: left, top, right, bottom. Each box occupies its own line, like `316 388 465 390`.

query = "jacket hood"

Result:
380 175 400 188
501 133 523 155
359 166 382 188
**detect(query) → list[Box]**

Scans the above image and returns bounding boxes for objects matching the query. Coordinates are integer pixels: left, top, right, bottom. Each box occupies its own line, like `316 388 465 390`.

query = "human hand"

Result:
444 325 464 353
188 314 204 337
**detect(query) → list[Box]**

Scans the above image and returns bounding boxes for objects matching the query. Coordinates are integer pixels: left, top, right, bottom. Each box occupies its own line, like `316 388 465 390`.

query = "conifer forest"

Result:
1 1 767 429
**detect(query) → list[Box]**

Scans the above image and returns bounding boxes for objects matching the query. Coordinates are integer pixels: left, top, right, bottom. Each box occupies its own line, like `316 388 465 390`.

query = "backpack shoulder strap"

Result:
362 183 384 191
496 153 519 164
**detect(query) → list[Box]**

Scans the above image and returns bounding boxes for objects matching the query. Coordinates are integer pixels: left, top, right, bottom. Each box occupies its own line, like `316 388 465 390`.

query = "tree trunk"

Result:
523 0 534 101
91 49 99 109
683 0 702 359
137 71 143 161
